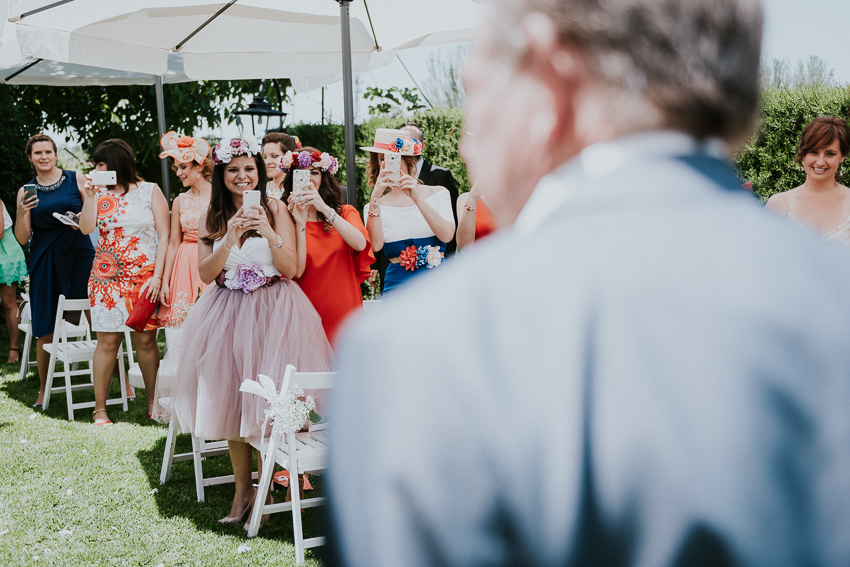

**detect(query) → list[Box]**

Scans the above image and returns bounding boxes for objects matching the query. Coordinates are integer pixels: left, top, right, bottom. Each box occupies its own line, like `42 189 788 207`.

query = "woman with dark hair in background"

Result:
79 139 170 425
158 136 331 525
262 131 299 199
283 147 374 344
157 132 213 328
15 133 95 408
363 129 454 294
766 116 850 246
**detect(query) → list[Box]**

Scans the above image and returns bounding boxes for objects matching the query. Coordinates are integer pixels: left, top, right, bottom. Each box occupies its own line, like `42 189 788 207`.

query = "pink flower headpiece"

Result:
159 131 210 164
279 150 340 175
212 135 262 165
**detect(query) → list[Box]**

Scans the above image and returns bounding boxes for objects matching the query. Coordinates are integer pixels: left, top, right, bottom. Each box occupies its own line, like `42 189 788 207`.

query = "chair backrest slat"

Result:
289 371 335 391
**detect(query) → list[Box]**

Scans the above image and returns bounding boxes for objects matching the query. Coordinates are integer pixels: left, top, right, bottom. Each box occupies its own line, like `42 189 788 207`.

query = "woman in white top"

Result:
766 116 850 247
363 129 455 293
155 137 331 526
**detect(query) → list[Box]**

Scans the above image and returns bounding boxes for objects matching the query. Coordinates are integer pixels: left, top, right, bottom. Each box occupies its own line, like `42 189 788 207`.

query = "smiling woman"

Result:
765 116 850 246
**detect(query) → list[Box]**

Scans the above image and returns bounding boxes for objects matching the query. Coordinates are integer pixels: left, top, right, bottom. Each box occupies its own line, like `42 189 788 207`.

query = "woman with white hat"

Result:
363 128 455 294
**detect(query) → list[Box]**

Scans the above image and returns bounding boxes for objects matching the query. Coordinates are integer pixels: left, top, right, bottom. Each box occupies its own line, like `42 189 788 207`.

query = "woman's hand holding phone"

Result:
397 173 421 202
83 174 104 198
241 204 275 243
287 196 308 228
371 169 396 201
18 186 39 214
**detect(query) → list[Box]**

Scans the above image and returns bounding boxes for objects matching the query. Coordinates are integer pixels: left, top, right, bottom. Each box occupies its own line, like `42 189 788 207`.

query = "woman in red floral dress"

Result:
79 139 170 425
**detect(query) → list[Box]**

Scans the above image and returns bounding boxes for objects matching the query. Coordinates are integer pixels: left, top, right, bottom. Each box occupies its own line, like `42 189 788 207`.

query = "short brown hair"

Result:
26 133 57 156
91 139 143 194
262 132 298 153
795 116 850 164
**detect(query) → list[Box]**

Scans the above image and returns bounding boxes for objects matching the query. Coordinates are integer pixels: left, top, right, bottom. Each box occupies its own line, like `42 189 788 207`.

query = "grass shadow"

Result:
135 431 328 555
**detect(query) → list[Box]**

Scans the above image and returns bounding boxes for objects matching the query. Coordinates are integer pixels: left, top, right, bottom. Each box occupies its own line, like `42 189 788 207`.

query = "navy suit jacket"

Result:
327 149 850 566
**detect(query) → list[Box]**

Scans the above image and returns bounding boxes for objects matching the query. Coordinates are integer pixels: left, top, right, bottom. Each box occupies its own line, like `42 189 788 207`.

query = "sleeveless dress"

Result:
88 182 161 332
294 204 375 344
27 170 95 337
368 188 454 294
786 212 850 248
267 181 283 200
155 235 332 442
158 191 210 328
0 203 27 285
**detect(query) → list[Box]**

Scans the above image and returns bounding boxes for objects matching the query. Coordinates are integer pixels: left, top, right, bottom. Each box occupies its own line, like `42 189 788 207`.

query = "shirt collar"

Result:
514 130 729 234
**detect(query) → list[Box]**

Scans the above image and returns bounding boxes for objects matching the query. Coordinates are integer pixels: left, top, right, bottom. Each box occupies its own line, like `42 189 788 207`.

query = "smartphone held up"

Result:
23 184 38 208
90 170 117 186
242 190 261 212
384 153 401 185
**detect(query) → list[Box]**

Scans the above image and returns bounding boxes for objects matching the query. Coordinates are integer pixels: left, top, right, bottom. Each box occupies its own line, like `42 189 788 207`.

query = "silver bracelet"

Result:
268 234 283 250
326 209 337 224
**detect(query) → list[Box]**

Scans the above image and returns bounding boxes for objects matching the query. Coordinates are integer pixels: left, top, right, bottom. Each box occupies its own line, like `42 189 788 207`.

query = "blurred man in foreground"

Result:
327 0 850 565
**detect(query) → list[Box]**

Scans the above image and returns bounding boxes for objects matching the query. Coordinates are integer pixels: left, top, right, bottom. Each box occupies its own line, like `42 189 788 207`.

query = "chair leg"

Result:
290 446 305 564
116 343 128 412
42 344 57 411
192 435 205 502
247 438 278 538
160 422 177 485
62 353 74 421
18 327 31 381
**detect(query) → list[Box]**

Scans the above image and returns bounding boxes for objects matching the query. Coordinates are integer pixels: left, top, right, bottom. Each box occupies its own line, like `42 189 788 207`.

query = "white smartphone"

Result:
90 170 117 186
293 170 312 194
384 153 401 184
242 190 261 212
52 211 79 228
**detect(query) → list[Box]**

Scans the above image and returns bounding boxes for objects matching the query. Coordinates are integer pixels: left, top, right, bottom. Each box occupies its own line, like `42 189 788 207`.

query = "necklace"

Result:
35 171 66 193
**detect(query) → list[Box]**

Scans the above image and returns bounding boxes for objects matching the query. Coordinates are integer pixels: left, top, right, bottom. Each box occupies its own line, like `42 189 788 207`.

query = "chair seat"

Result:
43 340 98 362
127 363 145 389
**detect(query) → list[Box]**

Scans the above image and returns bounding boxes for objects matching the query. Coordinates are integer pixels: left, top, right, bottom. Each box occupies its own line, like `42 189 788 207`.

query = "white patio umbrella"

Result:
9 0 487 201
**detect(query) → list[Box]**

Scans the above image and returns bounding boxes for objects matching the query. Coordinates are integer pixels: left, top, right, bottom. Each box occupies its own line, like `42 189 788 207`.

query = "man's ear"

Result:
523 13 586 164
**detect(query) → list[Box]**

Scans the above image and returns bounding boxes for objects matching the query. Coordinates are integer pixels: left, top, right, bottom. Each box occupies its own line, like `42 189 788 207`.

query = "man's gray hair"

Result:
494 0 764 144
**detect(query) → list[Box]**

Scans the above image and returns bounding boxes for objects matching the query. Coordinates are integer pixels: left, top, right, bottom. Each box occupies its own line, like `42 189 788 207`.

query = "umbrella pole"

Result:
338 0 356 206
155 75 171 203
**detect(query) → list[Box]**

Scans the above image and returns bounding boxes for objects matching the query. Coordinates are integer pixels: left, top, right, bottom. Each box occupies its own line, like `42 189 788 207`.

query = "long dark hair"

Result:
91 139 144 195
282 147 343 233
202 153 273 244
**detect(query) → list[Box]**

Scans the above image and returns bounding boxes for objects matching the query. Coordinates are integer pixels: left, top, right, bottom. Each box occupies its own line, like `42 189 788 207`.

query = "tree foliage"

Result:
4 80 289 204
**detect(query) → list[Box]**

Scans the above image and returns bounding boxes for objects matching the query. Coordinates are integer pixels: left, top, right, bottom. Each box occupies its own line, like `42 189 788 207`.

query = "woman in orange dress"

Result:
284 147 374 344
157 132 213 327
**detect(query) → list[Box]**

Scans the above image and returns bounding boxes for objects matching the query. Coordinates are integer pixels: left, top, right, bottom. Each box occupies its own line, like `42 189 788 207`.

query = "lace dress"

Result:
787 213 850 248
88 182 161 332
158 190 210 328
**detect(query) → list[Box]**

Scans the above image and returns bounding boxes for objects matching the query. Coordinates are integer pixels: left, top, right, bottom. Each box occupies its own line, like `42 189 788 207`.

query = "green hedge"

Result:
734 85 850 200
285 108 469 209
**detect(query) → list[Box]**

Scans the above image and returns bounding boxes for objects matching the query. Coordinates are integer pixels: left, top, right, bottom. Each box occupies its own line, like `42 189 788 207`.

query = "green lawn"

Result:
0 325 324 566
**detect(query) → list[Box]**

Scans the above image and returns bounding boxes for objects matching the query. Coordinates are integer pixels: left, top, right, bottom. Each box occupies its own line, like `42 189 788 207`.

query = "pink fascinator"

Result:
159 131 211 164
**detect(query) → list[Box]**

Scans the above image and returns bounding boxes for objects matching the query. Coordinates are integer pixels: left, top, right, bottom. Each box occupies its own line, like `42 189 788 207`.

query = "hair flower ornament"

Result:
279 150 340 175
212 134 262 165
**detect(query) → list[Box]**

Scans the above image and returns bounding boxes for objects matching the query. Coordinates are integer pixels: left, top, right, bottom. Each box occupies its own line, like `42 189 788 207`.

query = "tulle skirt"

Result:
153 279 333 442
158 240 206 328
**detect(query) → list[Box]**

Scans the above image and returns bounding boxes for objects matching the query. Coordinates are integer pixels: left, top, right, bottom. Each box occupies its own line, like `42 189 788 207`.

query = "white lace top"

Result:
787 213 850 249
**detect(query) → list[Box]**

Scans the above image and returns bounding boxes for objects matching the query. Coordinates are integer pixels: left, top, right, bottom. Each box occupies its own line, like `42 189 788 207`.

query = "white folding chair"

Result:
18 293 87 381
41 295 128 420
157 328 254 502
244 364 335 564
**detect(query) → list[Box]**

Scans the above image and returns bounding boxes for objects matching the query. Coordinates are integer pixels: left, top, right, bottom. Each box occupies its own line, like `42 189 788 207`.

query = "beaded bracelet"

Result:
464 204 477 212
326 209 337 224
223 238 235 251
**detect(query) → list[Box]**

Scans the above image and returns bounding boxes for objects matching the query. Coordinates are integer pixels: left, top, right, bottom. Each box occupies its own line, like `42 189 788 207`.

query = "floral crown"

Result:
212 135 262 165
280 150 340 175
292 136 302 149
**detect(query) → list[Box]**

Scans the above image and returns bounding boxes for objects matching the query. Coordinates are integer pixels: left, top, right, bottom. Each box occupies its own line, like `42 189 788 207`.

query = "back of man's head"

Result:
493 0 763 145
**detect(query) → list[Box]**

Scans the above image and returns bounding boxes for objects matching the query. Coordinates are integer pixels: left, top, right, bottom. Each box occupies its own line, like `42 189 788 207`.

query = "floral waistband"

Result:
215 264 281 293
390 244 444 272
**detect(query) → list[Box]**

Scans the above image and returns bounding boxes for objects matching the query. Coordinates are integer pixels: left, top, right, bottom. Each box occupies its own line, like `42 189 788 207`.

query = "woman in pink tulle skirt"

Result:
154 136 332 524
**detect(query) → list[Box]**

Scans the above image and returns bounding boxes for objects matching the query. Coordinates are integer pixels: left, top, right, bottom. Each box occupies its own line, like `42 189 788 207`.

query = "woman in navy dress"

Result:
15 134 95 408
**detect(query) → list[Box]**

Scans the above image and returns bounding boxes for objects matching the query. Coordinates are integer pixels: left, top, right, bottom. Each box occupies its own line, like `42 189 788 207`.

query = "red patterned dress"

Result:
88 182 161 332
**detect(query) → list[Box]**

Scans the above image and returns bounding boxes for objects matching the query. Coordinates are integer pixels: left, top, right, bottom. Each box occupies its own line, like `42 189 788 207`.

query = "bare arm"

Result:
78 176 99 235
14 188 35 246
289 198 309 279
198 208 242 284
142 185 172 302
403 178 455 243
243 199 299 279
160 196 184 306
764 192 789 215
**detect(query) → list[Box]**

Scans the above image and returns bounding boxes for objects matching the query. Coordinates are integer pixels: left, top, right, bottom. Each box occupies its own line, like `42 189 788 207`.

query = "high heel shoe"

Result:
219 492 255 524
